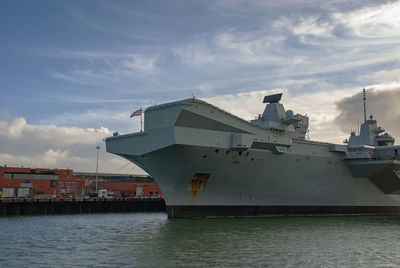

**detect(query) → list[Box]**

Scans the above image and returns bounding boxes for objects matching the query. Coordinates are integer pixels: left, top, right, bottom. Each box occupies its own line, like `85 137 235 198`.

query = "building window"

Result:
66 182 77 187
59 182 64 187
149 191 153 196
50 181 57 187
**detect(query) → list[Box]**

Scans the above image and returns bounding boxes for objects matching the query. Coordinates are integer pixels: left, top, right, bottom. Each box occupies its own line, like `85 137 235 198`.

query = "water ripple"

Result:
1 214 400 267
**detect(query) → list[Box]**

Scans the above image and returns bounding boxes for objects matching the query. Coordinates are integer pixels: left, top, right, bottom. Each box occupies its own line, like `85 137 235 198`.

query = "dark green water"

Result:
1 213 400 267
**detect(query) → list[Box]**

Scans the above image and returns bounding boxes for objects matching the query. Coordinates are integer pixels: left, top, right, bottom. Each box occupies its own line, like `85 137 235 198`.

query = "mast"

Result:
363 88 367 123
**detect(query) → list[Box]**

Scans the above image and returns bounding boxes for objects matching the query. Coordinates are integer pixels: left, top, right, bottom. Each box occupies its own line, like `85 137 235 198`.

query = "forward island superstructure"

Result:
106 90 400 218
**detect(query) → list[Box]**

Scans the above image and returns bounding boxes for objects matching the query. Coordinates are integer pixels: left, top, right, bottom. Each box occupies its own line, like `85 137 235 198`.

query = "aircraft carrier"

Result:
106 90 400 218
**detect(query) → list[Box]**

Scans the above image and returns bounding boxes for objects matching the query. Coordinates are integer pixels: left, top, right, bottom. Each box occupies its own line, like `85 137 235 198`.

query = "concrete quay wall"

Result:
0 197 166 216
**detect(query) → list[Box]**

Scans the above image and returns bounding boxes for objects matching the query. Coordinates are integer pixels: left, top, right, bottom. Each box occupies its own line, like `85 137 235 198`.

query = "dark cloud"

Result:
334 86 400 143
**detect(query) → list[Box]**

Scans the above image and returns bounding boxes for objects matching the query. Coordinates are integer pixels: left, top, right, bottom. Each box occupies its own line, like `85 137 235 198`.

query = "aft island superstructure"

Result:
106 91 400 218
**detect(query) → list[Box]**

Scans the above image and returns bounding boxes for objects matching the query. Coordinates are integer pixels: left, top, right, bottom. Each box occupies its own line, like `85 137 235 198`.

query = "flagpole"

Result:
130 108 143 132
140 107 143 132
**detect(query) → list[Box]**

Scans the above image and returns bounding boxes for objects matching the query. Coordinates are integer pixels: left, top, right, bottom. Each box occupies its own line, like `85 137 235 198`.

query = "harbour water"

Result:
1 213 400 267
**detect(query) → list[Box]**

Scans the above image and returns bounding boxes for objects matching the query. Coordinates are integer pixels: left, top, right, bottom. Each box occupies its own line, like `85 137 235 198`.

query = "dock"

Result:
0 197 166 216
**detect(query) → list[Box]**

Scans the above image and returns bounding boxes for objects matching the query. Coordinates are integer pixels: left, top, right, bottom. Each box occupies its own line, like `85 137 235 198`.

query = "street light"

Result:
95 145 100 194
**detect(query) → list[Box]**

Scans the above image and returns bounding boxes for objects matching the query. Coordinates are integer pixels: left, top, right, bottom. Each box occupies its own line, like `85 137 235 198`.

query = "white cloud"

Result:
0 150 144 174
218 1 400 40
358 69 400 84
204 89 282 120
0 117 110 145
274 16 334 37
0 117 146 174
334 1 400 38
214 32 286 65
204 87 369 144
172 41 217 66
204 84 400 144
49 50 158 86
216 0 333 11
65 3 163 43
38 107 144 135
173 1 400 84
122 55 156 72
43 109 131 127
173 29 288 68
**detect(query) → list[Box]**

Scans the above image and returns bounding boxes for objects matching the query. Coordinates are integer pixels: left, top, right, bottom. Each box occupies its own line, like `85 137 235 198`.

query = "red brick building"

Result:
0 166 163 198
101 175 163 197
0 166 85 197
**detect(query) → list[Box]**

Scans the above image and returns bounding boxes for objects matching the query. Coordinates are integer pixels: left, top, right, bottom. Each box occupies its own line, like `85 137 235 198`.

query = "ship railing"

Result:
371 155 400 161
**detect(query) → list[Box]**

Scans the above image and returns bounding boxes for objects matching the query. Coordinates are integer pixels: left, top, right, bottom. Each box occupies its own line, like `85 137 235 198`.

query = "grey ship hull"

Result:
106 98 400 218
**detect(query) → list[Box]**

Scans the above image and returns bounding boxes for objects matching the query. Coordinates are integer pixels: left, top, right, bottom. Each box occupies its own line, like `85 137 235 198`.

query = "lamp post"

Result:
95 145 100 195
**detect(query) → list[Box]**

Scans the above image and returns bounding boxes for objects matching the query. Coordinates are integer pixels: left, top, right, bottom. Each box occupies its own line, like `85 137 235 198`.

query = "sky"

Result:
1 0 400 173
